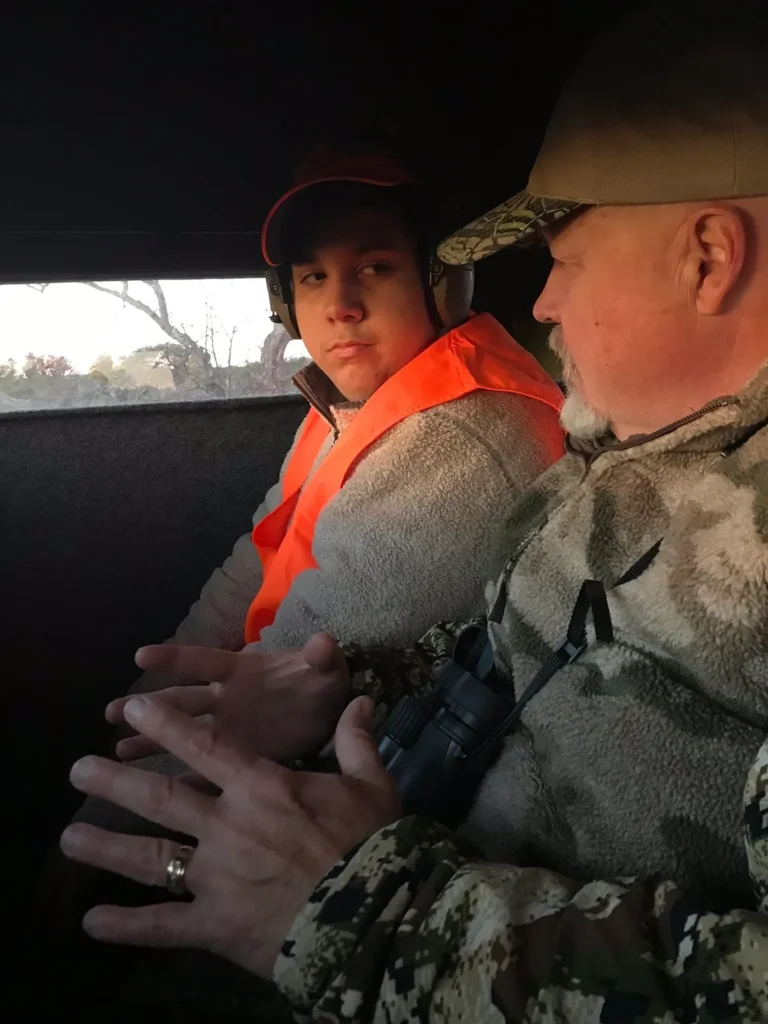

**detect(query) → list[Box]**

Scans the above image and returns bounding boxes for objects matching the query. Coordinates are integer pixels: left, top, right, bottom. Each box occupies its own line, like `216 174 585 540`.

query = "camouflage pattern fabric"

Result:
341 381 768 906
747 746 768 914
450 367 768 903
278 360 768 1021
437 191 580 265
341 365 768 909
343 638 440 707
274 739 768 1022
340 620 476 732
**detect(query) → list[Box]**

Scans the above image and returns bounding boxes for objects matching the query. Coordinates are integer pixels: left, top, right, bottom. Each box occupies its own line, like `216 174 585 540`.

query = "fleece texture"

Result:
127 379 563 690
456 363 768 906
73 335 563 832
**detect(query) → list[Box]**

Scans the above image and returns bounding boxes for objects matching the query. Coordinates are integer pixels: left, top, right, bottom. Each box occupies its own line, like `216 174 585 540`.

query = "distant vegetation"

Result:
0 280 308 411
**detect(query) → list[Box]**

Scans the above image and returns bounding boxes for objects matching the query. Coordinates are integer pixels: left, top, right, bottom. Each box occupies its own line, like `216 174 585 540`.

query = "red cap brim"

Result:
261 172 410 266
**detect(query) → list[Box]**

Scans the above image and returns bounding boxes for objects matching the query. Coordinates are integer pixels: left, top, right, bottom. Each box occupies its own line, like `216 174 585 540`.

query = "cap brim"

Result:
437 190 582 265
262 175 408 266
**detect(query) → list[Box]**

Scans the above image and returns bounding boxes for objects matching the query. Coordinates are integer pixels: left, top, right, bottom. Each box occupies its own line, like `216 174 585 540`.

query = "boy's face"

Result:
291 205 436 401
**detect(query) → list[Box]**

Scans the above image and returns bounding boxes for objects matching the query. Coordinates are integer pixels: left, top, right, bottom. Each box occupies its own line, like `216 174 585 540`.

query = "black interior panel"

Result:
3 396 305 877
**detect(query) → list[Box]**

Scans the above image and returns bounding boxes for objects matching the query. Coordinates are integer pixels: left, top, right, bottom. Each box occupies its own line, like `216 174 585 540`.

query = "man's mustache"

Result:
547 324 566 360
547 325 576 386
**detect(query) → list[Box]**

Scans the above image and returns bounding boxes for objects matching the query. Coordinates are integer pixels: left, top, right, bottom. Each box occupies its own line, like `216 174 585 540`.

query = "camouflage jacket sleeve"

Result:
293 621 484 770
274 739 768 1023
340 617 484 726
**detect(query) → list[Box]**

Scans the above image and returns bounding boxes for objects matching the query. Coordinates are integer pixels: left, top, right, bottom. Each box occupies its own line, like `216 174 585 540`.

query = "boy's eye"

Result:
299 271 325 285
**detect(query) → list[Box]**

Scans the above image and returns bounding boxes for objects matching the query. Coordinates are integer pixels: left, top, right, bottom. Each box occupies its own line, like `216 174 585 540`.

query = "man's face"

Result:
534 206 695 440
290 206 436 402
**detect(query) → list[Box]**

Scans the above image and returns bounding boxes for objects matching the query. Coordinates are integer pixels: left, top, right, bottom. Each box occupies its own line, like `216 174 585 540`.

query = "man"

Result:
114 1 768 897
75 2 768 1015
76 3 768 1018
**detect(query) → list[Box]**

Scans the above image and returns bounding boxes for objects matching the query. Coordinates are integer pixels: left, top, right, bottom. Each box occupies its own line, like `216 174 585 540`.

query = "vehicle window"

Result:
0 278 309 411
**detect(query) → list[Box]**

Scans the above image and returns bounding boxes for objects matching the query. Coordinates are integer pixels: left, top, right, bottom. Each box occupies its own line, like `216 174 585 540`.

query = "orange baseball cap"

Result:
261 146 415 266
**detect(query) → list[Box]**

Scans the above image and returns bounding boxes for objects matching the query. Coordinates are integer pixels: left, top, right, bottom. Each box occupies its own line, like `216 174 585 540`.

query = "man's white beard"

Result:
560 391 612 441
548 326 612 440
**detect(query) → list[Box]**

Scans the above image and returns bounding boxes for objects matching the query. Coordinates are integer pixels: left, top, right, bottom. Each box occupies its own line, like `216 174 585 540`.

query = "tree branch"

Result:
84 281 199 352
141 280 171 332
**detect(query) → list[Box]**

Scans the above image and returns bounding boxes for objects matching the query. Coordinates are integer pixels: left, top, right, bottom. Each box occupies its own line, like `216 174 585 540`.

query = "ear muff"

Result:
266 258 474 340
266 268 301 339
428 256 475 331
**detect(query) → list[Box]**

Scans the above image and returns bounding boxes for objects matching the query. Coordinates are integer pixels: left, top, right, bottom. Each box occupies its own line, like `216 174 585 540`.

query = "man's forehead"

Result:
543 208 591 246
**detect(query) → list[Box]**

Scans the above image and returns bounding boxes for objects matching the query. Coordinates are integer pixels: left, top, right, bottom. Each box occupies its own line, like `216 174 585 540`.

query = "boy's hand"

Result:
107 633 351 764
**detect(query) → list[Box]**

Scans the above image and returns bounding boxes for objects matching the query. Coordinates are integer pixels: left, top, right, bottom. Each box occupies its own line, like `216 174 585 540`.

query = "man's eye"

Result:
551 253 579 268
360 262 393 276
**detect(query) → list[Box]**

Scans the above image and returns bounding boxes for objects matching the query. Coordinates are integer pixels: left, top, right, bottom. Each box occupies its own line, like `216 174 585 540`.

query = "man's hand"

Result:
60 693 399 979
108 633 351 763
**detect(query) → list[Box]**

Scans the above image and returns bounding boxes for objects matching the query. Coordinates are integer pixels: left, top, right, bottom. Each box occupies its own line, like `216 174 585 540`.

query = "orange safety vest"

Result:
244 313 563 643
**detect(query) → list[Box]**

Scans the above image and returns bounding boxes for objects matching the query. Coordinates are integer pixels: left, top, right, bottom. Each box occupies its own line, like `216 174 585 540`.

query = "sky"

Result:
0 278 309 373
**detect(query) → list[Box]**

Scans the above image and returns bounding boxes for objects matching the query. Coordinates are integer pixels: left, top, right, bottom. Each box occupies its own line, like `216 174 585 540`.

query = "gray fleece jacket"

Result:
73 327 562 837
349 358 768 908
128 353 564 694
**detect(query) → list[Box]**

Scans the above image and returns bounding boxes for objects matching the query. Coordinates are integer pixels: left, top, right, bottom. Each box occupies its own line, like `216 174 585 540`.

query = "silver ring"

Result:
165 844 195 896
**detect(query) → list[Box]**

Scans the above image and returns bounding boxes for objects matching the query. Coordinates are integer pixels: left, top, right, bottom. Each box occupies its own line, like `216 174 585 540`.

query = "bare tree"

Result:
19 279 303 403
261 322 293 390
84 281 227 397
84 280 297 397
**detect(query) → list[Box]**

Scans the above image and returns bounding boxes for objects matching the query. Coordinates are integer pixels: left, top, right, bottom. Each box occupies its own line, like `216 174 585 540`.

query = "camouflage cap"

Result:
437 192 579 265
439 1 768 265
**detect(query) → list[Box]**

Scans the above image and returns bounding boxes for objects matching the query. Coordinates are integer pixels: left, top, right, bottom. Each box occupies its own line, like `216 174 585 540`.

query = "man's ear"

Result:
681 205 747 315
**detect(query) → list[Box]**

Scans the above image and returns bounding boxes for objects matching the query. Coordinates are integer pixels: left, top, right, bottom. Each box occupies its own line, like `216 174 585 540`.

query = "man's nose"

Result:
532 276 559 324
325 277 364 324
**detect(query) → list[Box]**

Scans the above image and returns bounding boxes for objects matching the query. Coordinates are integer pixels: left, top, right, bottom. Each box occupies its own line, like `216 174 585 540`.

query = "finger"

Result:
106 695 130 724
68 754 211 834
119 695 252 790
334 696 387 786
107 693 144 724
134 645 248 685
107 685 217 725
83 902 193 948
178 769 222 796
60 823 194 890
114 735 163 760
302 632 347 674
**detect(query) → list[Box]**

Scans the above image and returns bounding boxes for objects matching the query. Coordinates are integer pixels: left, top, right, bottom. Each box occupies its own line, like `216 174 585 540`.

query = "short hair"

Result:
282 182 436 264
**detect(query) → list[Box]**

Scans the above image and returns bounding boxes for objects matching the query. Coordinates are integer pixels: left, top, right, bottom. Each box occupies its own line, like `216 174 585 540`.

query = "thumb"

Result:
302 632 347 676
334 696 384 785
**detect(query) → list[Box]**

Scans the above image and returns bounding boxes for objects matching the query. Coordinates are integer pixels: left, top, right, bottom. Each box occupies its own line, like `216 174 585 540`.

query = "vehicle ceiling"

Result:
0 1 641 293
